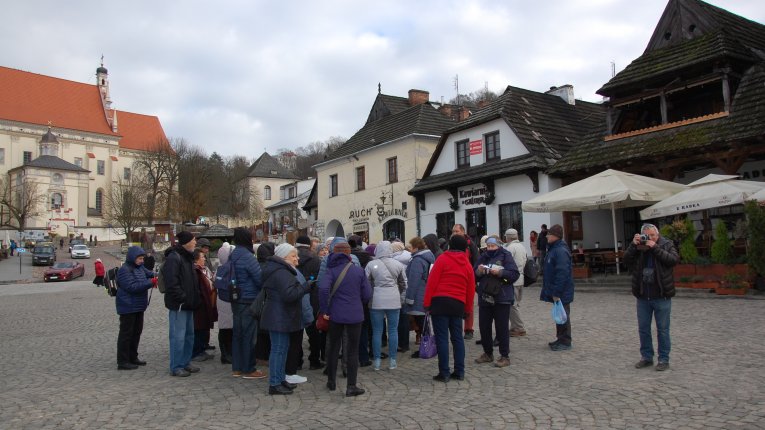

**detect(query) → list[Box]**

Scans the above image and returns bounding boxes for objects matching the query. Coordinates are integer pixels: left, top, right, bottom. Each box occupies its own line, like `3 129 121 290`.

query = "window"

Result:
95 189 103 213
456 139 469 168
329 174 338 197
123 167 131 181
74 157 83 167
288 186 296 199
51 193 63 210
436 212 455 241
51 173 63 184
264 185 271 200
499 202 524 242
387 157 398 184
97 160 105 175
280 186 286 200
356 166 365 191
0 148 4 165
23 151 32 164
485 132 500 161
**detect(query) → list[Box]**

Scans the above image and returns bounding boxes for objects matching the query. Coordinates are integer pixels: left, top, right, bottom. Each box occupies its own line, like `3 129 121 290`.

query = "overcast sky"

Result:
3 1 763 158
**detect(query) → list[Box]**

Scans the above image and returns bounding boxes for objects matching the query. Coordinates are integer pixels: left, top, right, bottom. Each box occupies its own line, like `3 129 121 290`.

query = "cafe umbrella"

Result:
522 169 686 274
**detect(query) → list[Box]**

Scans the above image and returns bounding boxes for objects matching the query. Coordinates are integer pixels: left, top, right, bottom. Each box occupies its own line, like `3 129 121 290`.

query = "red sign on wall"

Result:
469 140 482 155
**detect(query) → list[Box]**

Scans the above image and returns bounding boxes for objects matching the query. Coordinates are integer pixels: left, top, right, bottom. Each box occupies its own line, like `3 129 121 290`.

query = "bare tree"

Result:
0 175 46 232
103 176 146 238
177 144 213 223
162 137 187 221
291 136 346 179
132 137 173 224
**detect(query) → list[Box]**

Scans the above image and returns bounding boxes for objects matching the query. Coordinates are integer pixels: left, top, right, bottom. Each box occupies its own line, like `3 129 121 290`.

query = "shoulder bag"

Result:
316 262 352 332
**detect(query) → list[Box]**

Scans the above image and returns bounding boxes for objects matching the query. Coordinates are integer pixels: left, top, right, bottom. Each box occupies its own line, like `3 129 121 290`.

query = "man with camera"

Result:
624 223 679 371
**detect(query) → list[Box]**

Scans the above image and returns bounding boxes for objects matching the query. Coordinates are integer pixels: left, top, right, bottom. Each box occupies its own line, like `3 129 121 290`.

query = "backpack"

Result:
214 257 237 302
157 266 167 294
523 257 539 287
105 266 120 297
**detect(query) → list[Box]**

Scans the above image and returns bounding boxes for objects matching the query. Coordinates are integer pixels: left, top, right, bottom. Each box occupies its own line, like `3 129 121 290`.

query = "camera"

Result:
639 234 649 245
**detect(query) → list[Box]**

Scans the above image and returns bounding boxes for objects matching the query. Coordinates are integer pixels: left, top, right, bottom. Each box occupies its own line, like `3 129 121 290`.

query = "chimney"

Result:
438 104 453 118
408 89 429 106
545 84 575 105
457 106 470 121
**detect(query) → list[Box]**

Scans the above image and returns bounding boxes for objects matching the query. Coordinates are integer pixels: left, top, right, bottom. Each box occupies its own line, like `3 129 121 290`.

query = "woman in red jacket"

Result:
423 235 475 383
93 258 106 288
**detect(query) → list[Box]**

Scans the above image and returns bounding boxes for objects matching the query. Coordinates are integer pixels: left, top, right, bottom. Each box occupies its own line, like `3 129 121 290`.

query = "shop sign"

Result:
349 207 373 224
460 186 487 206
376 206 407 222
469 140 482 155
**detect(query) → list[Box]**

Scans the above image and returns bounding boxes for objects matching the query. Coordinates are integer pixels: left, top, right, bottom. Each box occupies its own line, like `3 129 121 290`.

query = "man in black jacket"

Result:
296 235 324 369
163 231 201 377
624 223 679 372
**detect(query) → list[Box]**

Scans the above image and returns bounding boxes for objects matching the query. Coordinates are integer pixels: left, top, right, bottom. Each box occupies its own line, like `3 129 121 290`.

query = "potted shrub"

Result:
688 275 718 290
745 201 765 291
716 272 748 296
666 219 697 279
676 276 692 288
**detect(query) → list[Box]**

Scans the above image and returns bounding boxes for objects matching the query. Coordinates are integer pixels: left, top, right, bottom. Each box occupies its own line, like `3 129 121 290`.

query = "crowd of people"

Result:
112 221 678 396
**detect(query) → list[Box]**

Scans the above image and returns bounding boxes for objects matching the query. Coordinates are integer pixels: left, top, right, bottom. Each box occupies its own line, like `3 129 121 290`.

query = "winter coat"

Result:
624 236 679 299
423 234 443 259
162 245 201 311
297 246 322 316
215 243 234 329
423 250 475 315
193 265 218 330
404 249 435 315
504 240 527 287
392 250 412 265
116 246 154 315
365 241 407 310
351 248 372 268
317 252 360 285
540 239 574 305
259 256 309 333
94 260 105 277
476 247 520 306
319 252 372 325
230 245 262 303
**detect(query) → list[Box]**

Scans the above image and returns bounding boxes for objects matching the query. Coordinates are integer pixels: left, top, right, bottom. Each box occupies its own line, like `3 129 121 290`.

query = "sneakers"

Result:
232 371 242 377
550 343 572 351
373 358 381 371
285 374 308 384
655 362 670 371
389 359 397 370
495 357 511 368
242 370 267 379
464 331 474 340
510 329 527 337
634 359 654 369
172 368 191 377
475 353 494 364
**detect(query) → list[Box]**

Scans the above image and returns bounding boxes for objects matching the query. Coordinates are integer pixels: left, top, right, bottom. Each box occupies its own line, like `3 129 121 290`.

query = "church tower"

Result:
39 126 60 157
96 58 118 132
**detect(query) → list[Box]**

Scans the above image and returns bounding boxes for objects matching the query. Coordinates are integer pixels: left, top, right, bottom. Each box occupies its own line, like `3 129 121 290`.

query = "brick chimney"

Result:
438 104 453 118
408 89 429 106
545 84 575 105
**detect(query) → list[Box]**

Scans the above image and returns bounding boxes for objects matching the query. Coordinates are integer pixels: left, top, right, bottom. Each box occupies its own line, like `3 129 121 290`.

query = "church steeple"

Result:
96 56 112 110
39 125 60 157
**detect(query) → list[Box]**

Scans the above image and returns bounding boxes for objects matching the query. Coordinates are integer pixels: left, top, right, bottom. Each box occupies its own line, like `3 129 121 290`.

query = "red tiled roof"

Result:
115 110 168 151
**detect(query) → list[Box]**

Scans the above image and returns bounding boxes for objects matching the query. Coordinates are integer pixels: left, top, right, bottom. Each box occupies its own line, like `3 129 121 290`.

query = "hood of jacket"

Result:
328 252 352 268
441 249 468 265
125 246 146 267
375 241 393 259
262 255 296 280
413 249 435 264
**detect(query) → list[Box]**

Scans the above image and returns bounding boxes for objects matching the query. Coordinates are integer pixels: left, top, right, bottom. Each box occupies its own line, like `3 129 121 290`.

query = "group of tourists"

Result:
112 220 678 396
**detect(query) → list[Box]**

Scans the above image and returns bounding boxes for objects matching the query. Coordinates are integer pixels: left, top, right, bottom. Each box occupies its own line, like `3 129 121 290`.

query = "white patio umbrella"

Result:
523 169 687 274
640 174 765 219
749 187 765 203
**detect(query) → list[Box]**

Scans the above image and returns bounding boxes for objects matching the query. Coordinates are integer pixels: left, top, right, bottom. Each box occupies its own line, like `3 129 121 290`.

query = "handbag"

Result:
316 262 352 332
418 314 437 359
248 270 276 320
551 300 568 325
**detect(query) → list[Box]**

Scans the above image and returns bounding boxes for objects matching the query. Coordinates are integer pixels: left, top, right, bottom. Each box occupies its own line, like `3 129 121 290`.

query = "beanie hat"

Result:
296 235 311 247
274 243 296 259
176 231 194 246
333 242 351 255
486 237 500 246
449 234 468 252
197 238 211 248
505 228 518 236
548 224 564 239
390 241 406 253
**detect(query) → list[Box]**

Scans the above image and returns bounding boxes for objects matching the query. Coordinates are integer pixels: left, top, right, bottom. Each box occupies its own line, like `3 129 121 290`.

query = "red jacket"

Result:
94 260 105 277
424 250 475 314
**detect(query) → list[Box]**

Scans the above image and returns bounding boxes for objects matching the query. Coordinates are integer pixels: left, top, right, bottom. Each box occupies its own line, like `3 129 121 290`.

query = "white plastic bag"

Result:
551 300 568 325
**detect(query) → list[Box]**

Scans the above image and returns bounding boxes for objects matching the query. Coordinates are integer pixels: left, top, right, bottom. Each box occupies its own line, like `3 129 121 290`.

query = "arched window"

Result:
51 193 62 210
264 185 271 200
95 189 103 213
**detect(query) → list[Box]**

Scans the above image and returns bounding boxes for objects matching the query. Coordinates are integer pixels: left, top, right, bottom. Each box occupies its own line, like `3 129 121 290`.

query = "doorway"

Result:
465 207 486 244
382 219 405 241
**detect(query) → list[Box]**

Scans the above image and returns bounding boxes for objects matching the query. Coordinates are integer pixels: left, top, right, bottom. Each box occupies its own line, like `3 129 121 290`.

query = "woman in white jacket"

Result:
365 241 407 371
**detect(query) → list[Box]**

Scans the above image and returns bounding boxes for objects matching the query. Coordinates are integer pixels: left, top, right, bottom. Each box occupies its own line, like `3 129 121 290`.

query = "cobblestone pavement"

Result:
1 281 764 430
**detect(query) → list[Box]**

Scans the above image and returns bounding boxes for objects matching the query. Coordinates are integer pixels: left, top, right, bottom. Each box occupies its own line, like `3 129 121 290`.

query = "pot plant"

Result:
664 219 697 279
745 201 765 291
716 272 748 296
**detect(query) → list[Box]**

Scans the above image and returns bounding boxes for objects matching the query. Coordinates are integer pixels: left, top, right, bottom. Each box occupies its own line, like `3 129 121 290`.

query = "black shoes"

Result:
411 351 420 358
117 363 138 370
281 380 297 390
432 374 450 383
359 361 372 367
172 368 191 377
326 381 336 391
309 361 324 370
269 384 293 395
221 357 232 365
464 331 474 340
131 359 147 366
635 359 654 369
655 362 670 371
449 372 464 381
184 365 200 373
345 385 365 397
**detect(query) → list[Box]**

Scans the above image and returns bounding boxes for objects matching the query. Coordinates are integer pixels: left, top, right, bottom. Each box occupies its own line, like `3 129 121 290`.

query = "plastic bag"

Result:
551 300 568 325
418 314 437 359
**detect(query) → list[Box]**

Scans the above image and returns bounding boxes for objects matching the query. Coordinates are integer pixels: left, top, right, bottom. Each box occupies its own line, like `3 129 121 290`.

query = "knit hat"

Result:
348 234 363 248
479 235 489 249
333 242 351 255
197 238 211 248
505 228 518 236
449 234 468 252
486 237 500 246
390 241 406 253
295 235 311 247
176 231 194 246
548 224 564 239
274 243 296 259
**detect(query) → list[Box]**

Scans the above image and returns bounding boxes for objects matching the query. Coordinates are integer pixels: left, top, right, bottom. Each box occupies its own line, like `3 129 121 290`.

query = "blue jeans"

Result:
232 302 258 373
268 331 290 386
637 298 671 363
168 309 194 373
431 314 464 377
370 309 399 361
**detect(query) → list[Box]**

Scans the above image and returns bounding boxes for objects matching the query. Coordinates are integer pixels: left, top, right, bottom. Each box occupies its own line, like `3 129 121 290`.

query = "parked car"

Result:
71 244 91 259
69 238 85 253
32 245 56 266
44 261 85 282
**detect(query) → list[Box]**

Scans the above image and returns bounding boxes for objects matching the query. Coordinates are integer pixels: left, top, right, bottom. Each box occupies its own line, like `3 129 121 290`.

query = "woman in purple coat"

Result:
319 242 372 397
